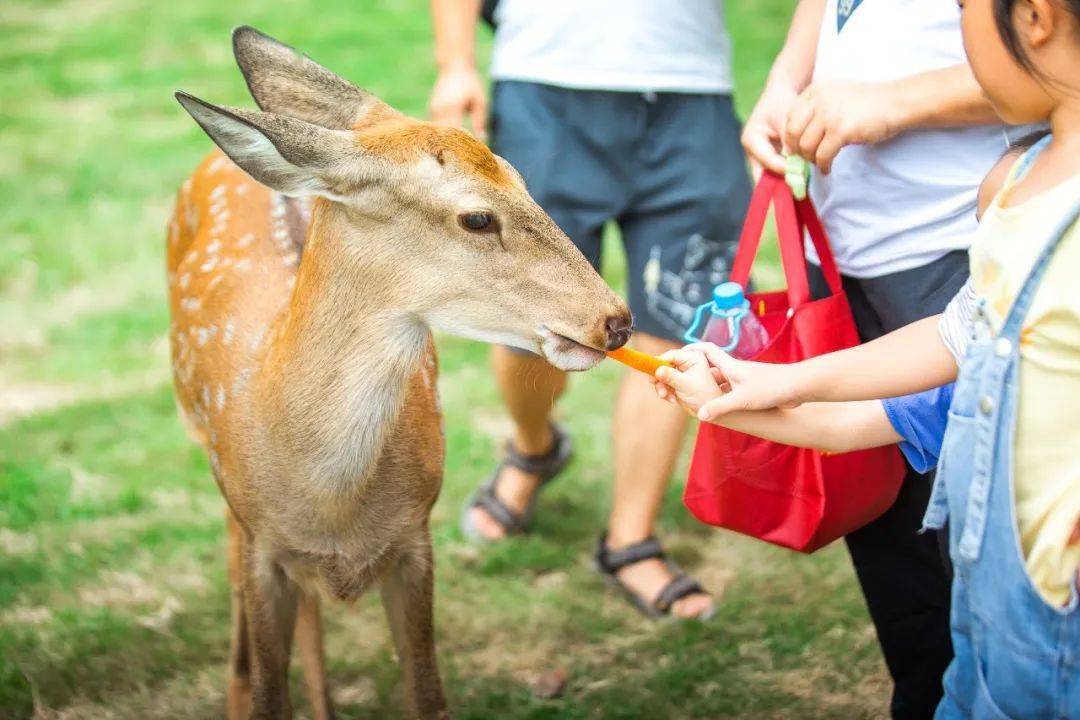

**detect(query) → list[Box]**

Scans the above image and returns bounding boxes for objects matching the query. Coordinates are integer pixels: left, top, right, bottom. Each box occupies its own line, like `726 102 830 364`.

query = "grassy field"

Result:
0 1 891 718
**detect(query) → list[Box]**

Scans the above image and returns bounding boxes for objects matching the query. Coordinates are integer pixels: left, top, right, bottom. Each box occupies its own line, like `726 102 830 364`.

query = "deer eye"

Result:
459 211 496 232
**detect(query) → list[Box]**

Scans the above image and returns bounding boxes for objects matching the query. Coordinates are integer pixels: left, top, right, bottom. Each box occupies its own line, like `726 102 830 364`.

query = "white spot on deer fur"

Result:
270 194 287 218
236 233 255 248
216 384 226 411
285 276 296 289
185 203 199 234
207 157 228 175
236 183 249 196
234 258 253 272
205 239 222 255
233 367 253 395
200 386 211 411
223 319 235 345
209 183 227 199
207 274 225 293
200 256 219 273
195 326 217 347
283 252 298 267
248 324 267 352
180 297 201 313
178 272 191 289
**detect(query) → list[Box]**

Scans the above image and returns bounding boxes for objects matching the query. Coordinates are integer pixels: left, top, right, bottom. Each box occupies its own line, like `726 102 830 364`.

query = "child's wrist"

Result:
788 360 816 405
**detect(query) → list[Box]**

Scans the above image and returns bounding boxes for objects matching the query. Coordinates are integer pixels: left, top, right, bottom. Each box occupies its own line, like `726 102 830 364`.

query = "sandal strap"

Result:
503 423 571 482
595 532 666 574
472 482 526 535
653 574 705 614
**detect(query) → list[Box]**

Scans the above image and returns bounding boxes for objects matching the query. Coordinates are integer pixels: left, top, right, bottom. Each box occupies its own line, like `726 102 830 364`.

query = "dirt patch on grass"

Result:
0 527 39 555
0 370 169 427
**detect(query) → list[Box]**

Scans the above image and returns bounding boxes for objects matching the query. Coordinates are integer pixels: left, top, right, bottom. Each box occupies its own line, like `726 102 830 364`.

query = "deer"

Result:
166 26 632 720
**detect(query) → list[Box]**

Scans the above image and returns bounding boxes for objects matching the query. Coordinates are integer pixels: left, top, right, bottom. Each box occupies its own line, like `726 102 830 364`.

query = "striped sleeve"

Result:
938 279 977 362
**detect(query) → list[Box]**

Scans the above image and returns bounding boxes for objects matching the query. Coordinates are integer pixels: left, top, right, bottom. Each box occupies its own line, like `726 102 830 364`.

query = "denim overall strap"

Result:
920 135 1054 534
956 193 1080 562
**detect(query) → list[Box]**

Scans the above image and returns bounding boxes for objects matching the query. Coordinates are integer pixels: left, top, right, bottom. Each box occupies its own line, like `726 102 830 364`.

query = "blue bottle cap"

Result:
711 281 746 310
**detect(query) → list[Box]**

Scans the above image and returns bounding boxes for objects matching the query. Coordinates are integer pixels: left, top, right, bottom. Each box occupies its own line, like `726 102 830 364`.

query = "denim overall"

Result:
922 139 1080 719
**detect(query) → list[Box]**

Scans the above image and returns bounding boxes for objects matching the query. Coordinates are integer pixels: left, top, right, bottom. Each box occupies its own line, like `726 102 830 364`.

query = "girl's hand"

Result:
652 349 726 416
685 343 804 421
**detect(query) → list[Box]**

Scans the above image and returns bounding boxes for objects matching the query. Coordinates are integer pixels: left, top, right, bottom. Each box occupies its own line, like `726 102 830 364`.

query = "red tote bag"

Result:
683 171 906 553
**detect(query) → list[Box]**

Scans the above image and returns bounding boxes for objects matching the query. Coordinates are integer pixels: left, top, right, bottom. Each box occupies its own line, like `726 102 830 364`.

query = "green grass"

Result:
0 1 888 717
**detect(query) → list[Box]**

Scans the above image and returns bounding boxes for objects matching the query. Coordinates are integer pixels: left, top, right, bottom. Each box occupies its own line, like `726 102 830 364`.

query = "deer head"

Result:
174 26 631 371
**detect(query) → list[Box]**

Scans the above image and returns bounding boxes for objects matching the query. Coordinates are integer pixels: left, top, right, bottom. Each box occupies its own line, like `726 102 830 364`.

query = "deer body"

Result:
172 151 447 719
168 28 629 720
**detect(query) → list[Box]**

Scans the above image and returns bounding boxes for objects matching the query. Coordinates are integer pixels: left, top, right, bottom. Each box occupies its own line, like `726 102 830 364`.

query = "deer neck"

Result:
257 199 430 491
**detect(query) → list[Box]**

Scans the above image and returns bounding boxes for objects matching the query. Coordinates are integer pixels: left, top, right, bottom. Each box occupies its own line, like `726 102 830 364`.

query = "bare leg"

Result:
607 333 715 619
294 591 334 720
243 544 300 720
226 511 253 720
380 532 448 719
467 345 567 539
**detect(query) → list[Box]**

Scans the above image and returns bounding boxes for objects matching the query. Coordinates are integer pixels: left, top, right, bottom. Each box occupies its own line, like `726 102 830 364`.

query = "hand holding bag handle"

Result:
729 171 843 306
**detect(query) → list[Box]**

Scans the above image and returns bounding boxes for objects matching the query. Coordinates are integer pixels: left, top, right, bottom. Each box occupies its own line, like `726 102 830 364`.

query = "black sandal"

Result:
595 532 713 620
460 423 573 541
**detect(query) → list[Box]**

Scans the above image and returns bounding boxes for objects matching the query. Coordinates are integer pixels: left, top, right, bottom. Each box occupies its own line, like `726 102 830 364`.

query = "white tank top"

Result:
490 0 733 94
808 0 1026 278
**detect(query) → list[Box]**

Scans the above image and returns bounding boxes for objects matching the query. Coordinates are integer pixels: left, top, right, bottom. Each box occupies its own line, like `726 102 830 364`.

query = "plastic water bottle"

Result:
684 282 769 360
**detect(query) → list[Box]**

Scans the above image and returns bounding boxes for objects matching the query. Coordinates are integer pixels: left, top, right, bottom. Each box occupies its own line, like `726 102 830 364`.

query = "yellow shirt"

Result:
971 169 1080 607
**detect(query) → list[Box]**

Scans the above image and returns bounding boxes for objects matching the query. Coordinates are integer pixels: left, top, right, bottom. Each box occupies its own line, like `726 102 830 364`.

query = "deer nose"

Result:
604 313 633 351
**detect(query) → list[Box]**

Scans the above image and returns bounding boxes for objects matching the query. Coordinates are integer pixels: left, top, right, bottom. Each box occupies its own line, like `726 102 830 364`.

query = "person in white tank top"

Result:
742 2 1017 718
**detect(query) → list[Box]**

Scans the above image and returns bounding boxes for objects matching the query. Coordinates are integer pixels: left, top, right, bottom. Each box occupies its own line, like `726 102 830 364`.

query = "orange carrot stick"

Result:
605 346 671 376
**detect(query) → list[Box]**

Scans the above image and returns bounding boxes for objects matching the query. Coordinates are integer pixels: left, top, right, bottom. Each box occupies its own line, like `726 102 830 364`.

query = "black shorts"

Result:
490 81 752 342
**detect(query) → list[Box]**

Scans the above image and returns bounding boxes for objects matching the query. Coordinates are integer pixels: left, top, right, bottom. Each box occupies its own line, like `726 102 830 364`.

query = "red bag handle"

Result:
730 171 843 306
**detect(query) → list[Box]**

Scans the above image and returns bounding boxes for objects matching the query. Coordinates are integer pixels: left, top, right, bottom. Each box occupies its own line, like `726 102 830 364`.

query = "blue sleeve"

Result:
880 384 955 474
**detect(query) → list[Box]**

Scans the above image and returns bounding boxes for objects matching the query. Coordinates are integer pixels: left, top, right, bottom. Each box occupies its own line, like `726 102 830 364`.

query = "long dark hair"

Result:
993 0 1080 71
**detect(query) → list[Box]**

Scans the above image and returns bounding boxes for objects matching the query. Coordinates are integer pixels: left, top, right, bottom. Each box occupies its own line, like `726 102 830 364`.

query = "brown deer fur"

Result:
167 27 630 720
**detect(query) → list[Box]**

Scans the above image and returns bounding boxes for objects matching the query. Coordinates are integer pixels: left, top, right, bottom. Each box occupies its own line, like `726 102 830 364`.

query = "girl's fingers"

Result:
697 344 738 377
698 391 746 421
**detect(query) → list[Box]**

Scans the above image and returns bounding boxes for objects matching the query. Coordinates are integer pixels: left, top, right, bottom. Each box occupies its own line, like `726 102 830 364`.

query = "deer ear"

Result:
231 25 399 130
175 91 360 198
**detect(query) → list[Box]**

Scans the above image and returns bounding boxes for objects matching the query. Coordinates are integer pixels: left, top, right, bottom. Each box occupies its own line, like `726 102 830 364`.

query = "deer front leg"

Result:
227 510 253 720
243 545 300 720
294 591 334 720
380 532 448 720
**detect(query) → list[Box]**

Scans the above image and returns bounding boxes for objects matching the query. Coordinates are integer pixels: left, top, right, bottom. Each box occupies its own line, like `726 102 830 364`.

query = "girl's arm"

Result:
654 349 902 453
695 315 957 421
718 402 903 454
